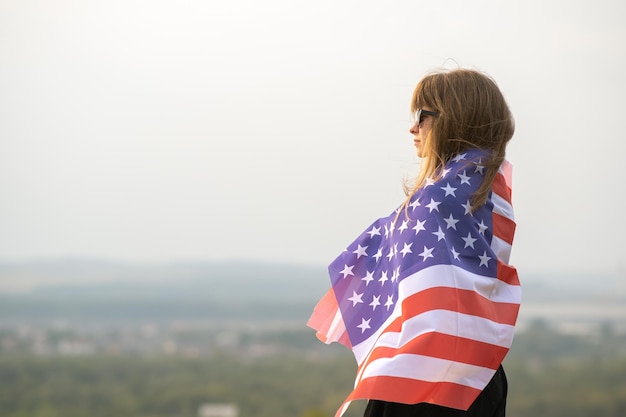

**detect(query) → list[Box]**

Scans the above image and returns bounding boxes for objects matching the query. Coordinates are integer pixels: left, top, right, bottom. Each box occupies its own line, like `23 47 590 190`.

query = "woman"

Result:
308 69 520 417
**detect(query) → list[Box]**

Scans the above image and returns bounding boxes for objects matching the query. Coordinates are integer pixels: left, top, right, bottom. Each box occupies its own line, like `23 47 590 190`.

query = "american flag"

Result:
307 149 520 416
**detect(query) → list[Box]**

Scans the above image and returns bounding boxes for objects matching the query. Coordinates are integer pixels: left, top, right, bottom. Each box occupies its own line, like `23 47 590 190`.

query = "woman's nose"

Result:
409 121 419 134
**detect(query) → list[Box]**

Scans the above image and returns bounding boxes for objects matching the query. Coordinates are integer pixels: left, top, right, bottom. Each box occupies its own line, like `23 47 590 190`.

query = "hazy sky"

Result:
1 0 625 276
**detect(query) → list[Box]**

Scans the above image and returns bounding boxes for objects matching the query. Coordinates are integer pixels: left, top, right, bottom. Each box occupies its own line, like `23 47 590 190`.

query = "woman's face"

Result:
409 108 436 158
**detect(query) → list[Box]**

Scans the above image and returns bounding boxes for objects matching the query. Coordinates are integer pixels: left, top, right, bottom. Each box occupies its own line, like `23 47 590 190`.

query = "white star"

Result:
357 318 371 333
479 251 492 267
384 295 394 310
426 198 441 213
462 200 473 215
443 214 460 230
409 198 421 209
462 233 477 249
432 226 446 241
353 244 368 258
378 270 389 285
441 168 452 177
441 183 457 197
458 170 471 185
348 291 364 306
477 220 488 235
450 247 460 260
475 160 485 174
400 242 413 257
386 247 394 261
373 248 383 261
413 219 426 235
340 264 354 278
389 221 395 236
361 270 375 286
398 220 409 233
452 153 468 163
367 226 381 237
419 246 434 261
384 224 390 238
370 295 381 311
425 178 435 187
391 267 400 282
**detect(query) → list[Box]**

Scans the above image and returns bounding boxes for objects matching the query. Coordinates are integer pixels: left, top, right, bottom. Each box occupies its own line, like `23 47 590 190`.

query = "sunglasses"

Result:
413 109 440 125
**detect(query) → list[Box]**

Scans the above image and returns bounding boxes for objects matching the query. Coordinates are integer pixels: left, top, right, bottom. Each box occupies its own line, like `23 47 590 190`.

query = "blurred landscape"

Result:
1 259 625 417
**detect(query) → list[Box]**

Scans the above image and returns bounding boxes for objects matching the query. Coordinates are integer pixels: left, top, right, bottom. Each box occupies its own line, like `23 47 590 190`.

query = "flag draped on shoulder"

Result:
307 149 521 416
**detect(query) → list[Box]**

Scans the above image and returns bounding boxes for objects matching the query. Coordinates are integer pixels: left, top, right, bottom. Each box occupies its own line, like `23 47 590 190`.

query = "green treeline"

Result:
1 322 626 417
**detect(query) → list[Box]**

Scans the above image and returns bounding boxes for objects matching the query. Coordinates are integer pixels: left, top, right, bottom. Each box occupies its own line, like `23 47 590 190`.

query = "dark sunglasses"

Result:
413 109 440 125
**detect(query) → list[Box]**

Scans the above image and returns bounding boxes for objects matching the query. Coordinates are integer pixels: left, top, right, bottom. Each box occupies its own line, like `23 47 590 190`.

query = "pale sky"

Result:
1 0 625 276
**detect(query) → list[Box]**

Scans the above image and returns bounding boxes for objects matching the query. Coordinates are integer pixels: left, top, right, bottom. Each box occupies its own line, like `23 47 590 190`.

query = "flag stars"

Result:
367 226 381 237
379 270 389 285
400 242 413 257
384 295 394 310
361 271 375 286
441 183 457 197
419 246 434 261
450 247 460 260
370 295 381 311
357 318 371 333
426 198 441 213
477 220 488 235
373 248 383 262
398 220 409 234
391 267 400 282
353 244 368 258
413 219 427 235
386 247 395 261
409 198 421 209
432 227 446 241
340 264 355 278
462 200 473 215
462 233 477 249
475 160 485 175
458 170 471 185
348 291 364 307
452 153 468 163
443 214 460 230
479 251 492 267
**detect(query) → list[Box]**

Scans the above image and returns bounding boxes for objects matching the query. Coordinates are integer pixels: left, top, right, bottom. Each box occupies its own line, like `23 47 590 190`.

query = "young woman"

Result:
309 69 520 417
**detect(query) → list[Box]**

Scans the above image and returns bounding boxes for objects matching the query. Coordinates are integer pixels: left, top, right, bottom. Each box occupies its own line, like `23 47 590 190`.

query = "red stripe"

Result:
497 262 520 286
492 172 511 203
360 332 509 369
307 289 339 337
399 286 520 325
346 375 482 411
493 212 516 244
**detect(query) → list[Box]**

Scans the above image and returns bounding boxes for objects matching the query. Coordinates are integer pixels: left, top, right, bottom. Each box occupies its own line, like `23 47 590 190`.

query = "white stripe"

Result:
399 264 520 304
351 264 520 363
492 192 514 221
491 235 512 264
354 310 516 364
326 309 346 343
360 353 496 390
376 310 514 350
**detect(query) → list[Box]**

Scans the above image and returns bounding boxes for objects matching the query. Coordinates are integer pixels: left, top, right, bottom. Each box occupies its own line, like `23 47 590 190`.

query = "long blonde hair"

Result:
402 69 515 214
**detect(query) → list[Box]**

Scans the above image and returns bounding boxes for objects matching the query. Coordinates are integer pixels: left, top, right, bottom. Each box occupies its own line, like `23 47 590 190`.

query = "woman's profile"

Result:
308 68 520 417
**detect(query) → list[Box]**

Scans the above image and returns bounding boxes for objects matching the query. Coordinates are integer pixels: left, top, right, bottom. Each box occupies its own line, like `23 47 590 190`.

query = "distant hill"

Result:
0 259 623 326
0 259 330 323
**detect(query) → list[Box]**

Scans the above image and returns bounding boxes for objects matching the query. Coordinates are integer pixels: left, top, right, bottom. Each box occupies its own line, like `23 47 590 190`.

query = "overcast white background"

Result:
1 0 625 277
